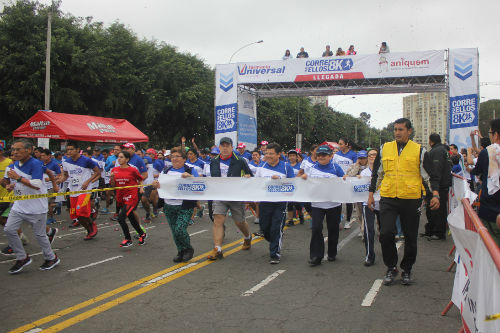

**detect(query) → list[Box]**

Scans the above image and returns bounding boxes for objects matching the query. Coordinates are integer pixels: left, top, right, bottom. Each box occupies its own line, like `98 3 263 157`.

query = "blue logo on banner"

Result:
454 58 472 81
215 103 237 133
267 184 295 193
219 72 234 92
449 94 478 129
304 58 354 73
177 183 206 192
353 184 369 193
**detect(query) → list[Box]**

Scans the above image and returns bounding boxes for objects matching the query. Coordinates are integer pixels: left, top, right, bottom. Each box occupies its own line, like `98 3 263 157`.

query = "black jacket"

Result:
424 143 452 192
210 152 253 177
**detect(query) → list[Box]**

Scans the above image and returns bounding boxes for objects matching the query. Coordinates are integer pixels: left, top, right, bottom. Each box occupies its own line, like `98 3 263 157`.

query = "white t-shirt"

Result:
6 158 48 214
62 156 98 197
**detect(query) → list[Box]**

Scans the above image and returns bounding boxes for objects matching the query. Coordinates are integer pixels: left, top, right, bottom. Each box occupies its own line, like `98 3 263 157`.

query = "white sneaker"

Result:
254 218 260 224
344 221 352 229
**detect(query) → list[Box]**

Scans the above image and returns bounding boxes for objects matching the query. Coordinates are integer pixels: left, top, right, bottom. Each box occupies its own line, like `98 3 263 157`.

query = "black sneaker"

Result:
308 257 322 266
40 255 60 271
1 245 15 256
401 271 412 285
182 247 194 262
173 250 183 263
269 256 280 264
8 256 32 274
47 227 58 245
383 267 399 285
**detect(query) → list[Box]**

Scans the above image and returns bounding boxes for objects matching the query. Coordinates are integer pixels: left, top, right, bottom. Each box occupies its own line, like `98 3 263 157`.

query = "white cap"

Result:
164 150 171 156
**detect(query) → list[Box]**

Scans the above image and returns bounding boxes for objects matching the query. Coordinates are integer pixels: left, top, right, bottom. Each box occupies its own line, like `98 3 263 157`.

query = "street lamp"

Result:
229 40 264 63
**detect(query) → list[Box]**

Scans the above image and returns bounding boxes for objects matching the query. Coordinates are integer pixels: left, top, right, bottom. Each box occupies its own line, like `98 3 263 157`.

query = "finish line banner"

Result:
157 175 379 203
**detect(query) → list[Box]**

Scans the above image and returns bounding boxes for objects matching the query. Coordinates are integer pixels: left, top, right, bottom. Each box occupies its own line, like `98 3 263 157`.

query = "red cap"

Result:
122 143 136 150
260 140 269 145
146 148 156 154
237 143 246 148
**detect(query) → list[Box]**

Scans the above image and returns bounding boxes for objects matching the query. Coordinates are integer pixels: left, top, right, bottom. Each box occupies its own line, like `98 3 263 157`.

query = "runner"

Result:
207 137 253 260
60 141 101 240
255 142 295 264
286 149 304 226
153 147 197 262
3 139 60 274
300 144 344 266
185 148 205 222
236 143 251 162
141 151 161 223
333 138 358 229
39 149 61 243
110 151 146 247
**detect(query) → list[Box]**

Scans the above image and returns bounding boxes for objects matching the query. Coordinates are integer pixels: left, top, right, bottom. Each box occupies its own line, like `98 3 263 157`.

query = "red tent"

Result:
13 111 148 143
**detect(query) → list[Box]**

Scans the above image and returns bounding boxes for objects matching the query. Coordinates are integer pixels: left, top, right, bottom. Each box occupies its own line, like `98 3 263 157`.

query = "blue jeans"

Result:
259 202 287 258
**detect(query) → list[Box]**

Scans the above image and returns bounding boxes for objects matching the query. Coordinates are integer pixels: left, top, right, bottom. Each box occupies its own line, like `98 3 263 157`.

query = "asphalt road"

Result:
0 203 462 333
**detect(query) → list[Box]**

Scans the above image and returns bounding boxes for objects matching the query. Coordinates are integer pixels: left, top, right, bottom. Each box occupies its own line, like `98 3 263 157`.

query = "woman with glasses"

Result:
153 147 198 262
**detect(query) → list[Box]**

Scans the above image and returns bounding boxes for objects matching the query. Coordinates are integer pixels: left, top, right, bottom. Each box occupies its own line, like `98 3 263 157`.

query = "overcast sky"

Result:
38 0 500 128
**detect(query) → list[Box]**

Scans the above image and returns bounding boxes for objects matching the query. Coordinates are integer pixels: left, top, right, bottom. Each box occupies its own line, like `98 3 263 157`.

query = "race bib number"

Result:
71 176 82 187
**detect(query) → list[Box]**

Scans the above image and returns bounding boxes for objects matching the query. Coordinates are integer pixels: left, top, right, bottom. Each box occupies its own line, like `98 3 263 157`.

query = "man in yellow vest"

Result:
367 118 440 285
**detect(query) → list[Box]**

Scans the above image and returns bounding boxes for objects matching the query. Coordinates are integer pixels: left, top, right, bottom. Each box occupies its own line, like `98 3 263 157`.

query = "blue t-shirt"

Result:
129 154 148 174
153 159 165 173
451 164 463 175
290 162 301 176
333 149 358 173
105 155 117 172
43 158 61 189
255 160 295 179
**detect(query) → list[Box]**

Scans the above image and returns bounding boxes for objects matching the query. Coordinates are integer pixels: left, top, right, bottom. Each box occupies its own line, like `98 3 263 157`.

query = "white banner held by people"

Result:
157 175 379 203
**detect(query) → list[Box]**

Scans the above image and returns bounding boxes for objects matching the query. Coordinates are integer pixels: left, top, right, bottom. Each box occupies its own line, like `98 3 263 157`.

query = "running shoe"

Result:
242 236 252 250
253 230 264 237
1 246 15 256
138 233 147 245
401 271 412 285
100 207 110 215
189 219 195 225
46 217 56 225
143 214 152 223
150 211 157 219
120 239 133 248
40 255 60 271
110 213 119 221
207 248 223 260
47 228 58 245
344 220 352 229
182 247 194 262
383 267 399 286
84 223 98 240
269 256 280 264
70 220 80 228
8 256 32 274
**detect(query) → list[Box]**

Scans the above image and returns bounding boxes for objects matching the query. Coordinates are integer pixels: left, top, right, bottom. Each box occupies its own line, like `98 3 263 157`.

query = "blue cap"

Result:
143 156 153 164
210 147 220 154
316 145 333 155
357 150 368 158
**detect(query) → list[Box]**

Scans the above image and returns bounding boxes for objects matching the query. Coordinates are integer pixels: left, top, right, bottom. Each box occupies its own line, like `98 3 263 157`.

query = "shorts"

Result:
143 185 156 198
213 201 245 222
70 194 92 219
0 202 11 218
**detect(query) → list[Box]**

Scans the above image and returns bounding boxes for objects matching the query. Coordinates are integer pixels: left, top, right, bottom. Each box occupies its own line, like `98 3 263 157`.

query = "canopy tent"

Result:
13 111 148 143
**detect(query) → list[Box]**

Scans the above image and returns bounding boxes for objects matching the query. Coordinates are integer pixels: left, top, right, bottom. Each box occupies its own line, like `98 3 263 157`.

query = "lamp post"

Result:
229 40 264 63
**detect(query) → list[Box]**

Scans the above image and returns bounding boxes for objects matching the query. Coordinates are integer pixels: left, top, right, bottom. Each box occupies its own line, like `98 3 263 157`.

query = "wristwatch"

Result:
17 176 23 182
433 194 440 199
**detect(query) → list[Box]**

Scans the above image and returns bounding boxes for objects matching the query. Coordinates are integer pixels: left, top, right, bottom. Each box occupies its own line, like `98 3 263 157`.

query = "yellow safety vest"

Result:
380 140 422 199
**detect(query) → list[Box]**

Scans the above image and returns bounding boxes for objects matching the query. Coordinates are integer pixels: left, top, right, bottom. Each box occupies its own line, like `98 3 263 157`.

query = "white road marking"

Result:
241 270 286 296
67 256 123 272
25 328 43 333
361 237 405 306
361 279 384 306
57 225 155 238
141 263 198 286
0 249 59 264
189 229 207 236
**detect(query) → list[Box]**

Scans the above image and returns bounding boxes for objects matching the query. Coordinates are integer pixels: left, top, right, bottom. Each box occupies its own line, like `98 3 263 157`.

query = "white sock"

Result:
215 246 222 251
